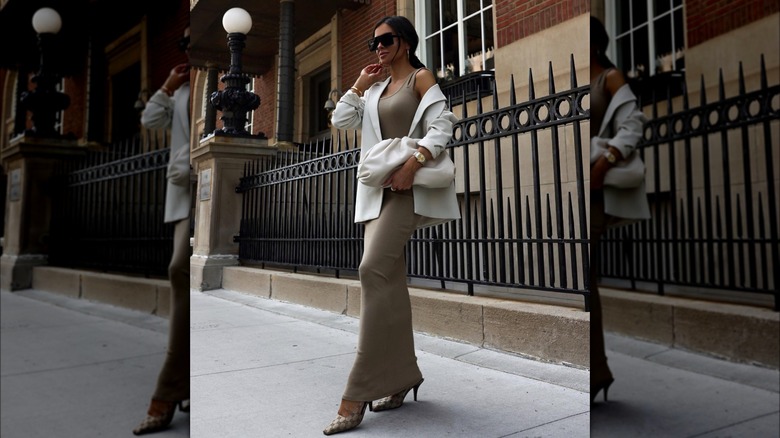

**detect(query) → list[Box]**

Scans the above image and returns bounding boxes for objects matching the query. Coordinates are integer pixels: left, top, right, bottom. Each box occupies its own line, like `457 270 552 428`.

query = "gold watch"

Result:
603 149 617 165
413 151 426 166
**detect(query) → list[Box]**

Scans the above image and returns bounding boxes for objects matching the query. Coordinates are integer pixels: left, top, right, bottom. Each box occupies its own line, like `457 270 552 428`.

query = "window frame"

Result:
244 79 255 135
54 78 65 135
605 0 685 78
415 0 494 81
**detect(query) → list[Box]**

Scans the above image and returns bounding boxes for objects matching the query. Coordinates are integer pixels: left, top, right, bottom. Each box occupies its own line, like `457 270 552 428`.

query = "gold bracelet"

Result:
161 86 173 97
349 86 363 97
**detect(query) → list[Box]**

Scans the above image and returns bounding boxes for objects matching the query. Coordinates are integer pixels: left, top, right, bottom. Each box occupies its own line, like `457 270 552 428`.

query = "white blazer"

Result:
331 77 461 228
140 83 191 224
593 83 651 221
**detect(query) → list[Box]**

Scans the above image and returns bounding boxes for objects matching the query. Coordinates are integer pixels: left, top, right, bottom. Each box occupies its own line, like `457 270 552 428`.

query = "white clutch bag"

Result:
590 137 646 188
357 136 455 188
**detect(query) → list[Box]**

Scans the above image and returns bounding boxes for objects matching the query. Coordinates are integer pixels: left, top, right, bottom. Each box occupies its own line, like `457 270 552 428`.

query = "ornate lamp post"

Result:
210 7 260 136
20 7 70 138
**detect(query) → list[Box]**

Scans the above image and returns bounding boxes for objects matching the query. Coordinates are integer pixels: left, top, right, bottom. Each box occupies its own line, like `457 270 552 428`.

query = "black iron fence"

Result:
599 56 780 310
236 56 592 309
440 71 496 104
48 131 173 276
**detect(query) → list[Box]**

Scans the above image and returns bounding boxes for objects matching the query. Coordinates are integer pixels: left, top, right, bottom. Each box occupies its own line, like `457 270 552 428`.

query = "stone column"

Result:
190 134 276 290
1 136 85 291
276 0 295 143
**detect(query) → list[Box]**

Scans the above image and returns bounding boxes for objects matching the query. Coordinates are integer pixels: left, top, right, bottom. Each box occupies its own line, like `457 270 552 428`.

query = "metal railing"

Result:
440 71 496 104
599 56 780 310
236 55 592 309
48 131 173 276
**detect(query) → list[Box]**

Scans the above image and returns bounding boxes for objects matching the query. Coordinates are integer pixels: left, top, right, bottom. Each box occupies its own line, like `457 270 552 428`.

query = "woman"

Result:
589 16 650 403
133 25 191 435
324 15 460 435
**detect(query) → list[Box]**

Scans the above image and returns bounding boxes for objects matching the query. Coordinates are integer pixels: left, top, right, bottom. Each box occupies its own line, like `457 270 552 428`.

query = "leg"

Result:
325 191 422 434
343 190 422 402
153 217 191 402
134 218 190 434
590 191 614 394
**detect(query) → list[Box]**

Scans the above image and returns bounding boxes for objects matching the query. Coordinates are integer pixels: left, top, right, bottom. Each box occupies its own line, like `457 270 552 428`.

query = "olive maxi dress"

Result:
342 68 427 402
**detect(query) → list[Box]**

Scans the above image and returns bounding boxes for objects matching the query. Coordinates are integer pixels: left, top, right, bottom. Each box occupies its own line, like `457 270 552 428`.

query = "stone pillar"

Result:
1 136 85 291
276 0 295 143
190 134 276 290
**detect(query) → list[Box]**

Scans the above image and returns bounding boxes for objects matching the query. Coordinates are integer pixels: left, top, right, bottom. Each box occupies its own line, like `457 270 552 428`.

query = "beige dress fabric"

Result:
141 85 191 403
342 69 425 401
590 68 614 385
152 217 190 401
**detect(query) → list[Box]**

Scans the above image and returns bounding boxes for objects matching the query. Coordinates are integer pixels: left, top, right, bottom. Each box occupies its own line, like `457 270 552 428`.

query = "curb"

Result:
222 266 590 368
601 287 780 369
30 266 171 318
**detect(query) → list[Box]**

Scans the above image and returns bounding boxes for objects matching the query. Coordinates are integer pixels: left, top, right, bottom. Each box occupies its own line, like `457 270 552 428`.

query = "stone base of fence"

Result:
29 266 171 318
601 287 780 369
221 266 590 368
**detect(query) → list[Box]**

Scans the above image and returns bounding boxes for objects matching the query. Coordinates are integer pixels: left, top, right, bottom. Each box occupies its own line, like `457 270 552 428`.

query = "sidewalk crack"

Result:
686 410 780 438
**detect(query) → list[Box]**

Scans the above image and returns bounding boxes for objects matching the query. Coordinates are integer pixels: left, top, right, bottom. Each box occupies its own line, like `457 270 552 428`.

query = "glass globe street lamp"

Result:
21 7 70 137
209 7 260 136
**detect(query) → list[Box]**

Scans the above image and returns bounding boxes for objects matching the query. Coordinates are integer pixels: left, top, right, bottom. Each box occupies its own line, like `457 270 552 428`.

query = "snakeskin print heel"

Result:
132 400 188 435
372 378 424 412
322 401 373 435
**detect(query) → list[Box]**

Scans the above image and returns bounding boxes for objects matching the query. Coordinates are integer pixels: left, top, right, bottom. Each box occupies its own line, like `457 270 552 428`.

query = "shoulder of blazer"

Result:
408 84 450 130
420 83 447 107
598 83 640 137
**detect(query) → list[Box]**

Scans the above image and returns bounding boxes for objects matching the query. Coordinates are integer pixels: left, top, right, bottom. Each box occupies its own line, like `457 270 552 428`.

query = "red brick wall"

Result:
146 0 190 90
252 61 277 138
340 0 397 92
495 0 589 48
687 0 778 47
63 71 87 138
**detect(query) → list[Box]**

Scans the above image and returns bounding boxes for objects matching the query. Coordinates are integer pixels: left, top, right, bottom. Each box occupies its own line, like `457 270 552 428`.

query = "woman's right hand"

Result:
354 64 384 92
591 158 609 190
163 63 190 92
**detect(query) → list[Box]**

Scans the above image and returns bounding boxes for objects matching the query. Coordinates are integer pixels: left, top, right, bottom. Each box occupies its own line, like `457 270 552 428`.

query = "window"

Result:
244 79 255 135
308 67 331 139
417 0 494 81
607 0 685 79
54 79 64 135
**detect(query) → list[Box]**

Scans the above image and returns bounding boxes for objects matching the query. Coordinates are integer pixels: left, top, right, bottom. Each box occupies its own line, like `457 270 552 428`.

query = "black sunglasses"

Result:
178 35 190 52
368 32 400 52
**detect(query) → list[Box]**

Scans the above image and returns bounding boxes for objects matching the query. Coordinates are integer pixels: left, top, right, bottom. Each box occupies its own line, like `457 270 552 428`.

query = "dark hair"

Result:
374 16 426 69
591 16 616 69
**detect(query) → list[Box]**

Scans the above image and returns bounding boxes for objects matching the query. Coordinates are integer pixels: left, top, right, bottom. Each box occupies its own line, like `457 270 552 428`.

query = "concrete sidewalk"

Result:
191 288 590 437
7 283 774 437
592 332 780 437
0 289 189 438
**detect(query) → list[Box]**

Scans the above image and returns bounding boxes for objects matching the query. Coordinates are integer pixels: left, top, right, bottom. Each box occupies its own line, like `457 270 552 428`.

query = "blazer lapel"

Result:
367 78 390 140
598 83 636 138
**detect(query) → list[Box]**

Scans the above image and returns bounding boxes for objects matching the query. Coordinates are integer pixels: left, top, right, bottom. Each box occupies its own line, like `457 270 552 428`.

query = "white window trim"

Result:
245 79 254 135
54 78 65 135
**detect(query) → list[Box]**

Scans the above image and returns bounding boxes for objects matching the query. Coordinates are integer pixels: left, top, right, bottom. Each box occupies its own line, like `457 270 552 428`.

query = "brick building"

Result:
189 0 590 145
186 0 592 306
0 0 190 289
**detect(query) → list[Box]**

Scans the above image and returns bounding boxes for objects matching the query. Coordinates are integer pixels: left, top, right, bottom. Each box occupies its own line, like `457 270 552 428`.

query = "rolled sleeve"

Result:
331 90 365 130
140 90 174 130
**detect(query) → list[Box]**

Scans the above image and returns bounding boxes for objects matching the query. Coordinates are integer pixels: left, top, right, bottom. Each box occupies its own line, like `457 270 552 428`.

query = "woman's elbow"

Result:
331 113 360 130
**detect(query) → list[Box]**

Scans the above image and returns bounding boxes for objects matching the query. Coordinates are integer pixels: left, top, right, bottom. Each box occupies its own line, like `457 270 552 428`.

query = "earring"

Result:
406 49 410 58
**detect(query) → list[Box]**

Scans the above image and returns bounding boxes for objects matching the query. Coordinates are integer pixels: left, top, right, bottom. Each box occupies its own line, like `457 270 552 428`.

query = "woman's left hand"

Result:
383 158 420 191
